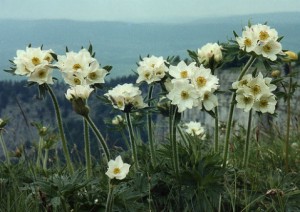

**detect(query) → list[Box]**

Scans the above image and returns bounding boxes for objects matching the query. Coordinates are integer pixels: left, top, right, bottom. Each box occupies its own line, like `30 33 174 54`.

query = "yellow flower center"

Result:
144 72 151 79
113 167 121 174
243 96 252 104
204 93 209 100
151 64 155 68
239 79 248 86
44 55 52 62
180 70 188 78
262 44 272 53
259 99 268 107
259 31 270 41
73 78 81 85
38 70 46 78
196 76 207 87
73 63 82 71
181 91 189 99
88 72 97 80
244 38 252 47
252 85 261 95
117 100 124 108
32 57 41 66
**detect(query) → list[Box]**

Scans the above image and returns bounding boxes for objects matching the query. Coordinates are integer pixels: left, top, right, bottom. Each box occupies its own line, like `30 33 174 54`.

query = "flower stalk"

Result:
84 118 92 178
84 115 110 162
47 85 74 174
243 109 253 168
147 85 157 167
214 107 219 153
43 148 49 171
223 55 256 167
105 181 114 212
125 112 139 170
169 105 180 177
0 132 10 165
285 62 293 172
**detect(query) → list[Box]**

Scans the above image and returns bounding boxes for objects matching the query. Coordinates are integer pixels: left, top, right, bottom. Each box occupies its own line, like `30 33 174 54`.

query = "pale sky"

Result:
1 0 300 23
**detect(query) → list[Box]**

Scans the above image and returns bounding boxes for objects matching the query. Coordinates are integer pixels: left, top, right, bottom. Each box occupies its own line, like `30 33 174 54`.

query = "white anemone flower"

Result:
86 61 108 85
232 74 253 90
191 65 219 94
197 43 223 65
13 47 53 76
57 49 95 74
136 55 168 84
236 93 255 112
242 73 270 100
105 155 130 180
202 91 218 111
28 63 54 85
252 24 278 43
65 85 94 101
184 121 206 139
136 66 155 84
236 26 258 53
254 40 282 61
166 79 198 112
253 94 277 114
104 83 146 111
169 61 196 80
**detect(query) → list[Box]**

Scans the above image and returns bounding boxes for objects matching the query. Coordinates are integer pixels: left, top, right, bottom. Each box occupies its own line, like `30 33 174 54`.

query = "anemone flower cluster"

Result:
13 47 54 85
105 83 147 112
232 72 277 114
184 121 206 140
136 55 169 84
56 48 108 86
236 24 283 61
197 43 223 66
166 61 219 113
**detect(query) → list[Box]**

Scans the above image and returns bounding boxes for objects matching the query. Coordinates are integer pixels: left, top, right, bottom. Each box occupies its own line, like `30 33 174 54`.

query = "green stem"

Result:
36 137 42 168
43 149 49 171
147 85 156 167
0 132 10 165
105 182 114 212
47 85 74 174
125 112 139 170
285 62 292 172
243 109 253 168
214 107 219 153
84 115 110 162
170 106 180 177
223 55 256 167
84 118 92 178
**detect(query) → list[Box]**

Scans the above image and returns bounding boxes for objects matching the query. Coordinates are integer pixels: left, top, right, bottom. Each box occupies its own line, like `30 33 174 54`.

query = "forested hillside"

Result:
0 75 144 160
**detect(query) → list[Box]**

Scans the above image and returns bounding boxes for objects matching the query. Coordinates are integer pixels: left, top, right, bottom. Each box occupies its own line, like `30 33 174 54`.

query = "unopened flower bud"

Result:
271 70 281 78
283 51 298 62
112 115 124 125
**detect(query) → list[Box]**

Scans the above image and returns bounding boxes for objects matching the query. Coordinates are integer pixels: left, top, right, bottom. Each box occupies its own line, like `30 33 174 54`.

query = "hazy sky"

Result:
1 0 300 23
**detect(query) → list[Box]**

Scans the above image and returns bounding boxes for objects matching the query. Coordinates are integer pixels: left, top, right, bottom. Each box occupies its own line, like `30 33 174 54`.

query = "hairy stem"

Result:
47 85 74 174
125 112 139 170
147 85 156 167
0 132 10 165
84 115 110 162
214 107 219 153
243 109 253 168
223 55 256 167
170 106 179 177
105 181 114 212
285 62 292 172
84 118 92 178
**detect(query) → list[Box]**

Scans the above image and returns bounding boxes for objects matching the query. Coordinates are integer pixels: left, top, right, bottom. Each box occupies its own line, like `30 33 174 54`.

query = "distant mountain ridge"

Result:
1 12 300 81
